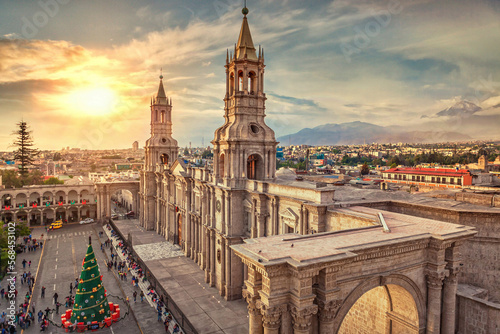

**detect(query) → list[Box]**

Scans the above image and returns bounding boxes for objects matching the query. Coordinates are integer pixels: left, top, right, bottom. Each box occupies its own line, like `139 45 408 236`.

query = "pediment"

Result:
279 207 298 221
171 159 187 177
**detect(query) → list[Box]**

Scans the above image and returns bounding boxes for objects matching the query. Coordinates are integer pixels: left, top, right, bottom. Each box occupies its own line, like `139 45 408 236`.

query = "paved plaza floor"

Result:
111 219 249 334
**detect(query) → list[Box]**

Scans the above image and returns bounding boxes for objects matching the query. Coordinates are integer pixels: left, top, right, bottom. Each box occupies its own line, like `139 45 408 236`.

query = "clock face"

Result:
216 200 221 212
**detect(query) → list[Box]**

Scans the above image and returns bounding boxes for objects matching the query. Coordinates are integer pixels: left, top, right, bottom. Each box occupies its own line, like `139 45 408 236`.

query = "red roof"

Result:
383 167 470 178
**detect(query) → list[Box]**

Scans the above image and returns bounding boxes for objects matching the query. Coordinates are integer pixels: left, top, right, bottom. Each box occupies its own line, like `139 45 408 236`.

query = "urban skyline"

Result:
1 0 499 149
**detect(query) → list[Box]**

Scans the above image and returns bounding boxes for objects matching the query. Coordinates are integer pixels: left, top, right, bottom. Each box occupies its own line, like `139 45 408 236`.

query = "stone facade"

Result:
232 210 476 334
137 7 491 334
0 184 97 225
139 10 337 301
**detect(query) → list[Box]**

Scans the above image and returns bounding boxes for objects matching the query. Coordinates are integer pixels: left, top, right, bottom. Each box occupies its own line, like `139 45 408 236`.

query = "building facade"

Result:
138 7 494 333
140 9 339 300
382 167 473 189
0 184 97 225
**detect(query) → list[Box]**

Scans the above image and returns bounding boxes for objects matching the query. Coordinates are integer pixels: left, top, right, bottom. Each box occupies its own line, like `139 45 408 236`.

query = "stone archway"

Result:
95 181 140 220
333 275 426 334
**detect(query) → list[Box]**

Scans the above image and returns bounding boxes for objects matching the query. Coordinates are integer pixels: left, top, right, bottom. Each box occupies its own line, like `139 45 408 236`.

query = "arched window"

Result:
219 153 225 177
229 73 235 96
161 154 169 165
247 154 263 180
238 71 244 91
161 110 165 123
248 71 256 94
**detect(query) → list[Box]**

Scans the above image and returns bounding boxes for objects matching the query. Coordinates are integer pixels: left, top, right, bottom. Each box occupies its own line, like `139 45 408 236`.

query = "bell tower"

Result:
141 74 178 231
145 74 178 171
212 6 277 188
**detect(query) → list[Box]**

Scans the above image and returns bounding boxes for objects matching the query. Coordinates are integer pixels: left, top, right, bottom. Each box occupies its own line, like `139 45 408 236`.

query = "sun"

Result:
67 87 117 116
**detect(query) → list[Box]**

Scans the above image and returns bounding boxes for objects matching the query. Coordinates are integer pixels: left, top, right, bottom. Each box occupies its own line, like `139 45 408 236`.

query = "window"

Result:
219 153 225 177
229 73 235 95
238 71 244 91
248 71 256 94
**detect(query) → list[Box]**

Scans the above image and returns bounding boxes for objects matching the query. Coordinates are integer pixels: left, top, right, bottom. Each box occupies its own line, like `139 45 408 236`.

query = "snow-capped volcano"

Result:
435 100 482 117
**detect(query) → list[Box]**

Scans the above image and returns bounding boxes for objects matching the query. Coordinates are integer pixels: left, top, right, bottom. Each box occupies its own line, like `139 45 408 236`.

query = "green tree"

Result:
70 243 112 324
12 121 39 183
360 163 370 175
0 170 22 188
201 150 213 159
44 177 64 185
53 152 62 161
26 169 43 185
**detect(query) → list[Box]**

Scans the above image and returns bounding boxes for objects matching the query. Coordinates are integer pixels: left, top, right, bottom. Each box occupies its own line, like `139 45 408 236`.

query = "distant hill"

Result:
278 121 470 145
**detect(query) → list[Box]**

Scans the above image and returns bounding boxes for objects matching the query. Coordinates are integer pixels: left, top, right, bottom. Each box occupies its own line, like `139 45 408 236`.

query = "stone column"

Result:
210 230 216 287
318 300 341 333
245 296 263 334
185 184 192 256
442 268 459 334
426 273 444 334
291 305 318 334
96 188 101 220
261 306 284 334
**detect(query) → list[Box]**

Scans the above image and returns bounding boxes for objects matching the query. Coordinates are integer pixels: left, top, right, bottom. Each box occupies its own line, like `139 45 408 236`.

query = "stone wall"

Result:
359 201 500 302
457 286 500 334
339 286 390 334
325 210 378 231
455 193 496 207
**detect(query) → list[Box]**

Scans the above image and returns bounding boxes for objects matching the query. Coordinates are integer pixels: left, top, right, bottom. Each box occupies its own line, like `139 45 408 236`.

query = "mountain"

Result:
278 121 470 145
422 100 482 118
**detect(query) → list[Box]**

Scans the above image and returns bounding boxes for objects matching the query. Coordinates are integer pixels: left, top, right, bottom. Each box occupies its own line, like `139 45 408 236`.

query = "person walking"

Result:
133 291 137 302
55 302 61 314
69 283 73 294
28 260 31 268
37 310 43 324
41 286 46 298
140 291 144 303
22 259 26 269
53 292 58 304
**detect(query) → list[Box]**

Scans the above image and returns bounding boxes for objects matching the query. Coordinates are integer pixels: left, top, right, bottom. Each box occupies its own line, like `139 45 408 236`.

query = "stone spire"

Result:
155 74 168 105
235 6 258 61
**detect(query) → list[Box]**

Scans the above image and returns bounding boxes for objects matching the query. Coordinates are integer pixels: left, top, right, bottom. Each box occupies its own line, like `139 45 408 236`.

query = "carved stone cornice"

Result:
291 305 318 331
317 299 342 322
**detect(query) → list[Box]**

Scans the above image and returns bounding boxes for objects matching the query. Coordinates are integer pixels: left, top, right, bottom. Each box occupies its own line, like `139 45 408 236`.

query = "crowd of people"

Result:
0 234 47 333
104 224 181 333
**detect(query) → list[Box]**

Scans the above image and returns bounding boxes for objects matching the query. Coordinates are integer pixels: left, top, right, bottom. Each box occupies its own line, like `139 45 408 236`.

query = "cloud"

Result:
268 92 327 112
0 0 499 149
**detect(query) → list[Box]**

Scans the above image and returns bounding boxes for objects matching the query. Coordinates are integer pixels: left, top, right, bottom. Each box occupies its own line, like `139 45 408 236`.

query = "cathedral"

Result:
139 7 337 301
139 7 484 334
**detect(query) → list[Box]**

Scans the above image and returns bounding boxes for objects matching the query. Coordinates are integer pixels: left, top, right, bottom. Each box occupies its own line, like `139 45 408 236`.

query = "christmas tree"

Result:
70 240 111 325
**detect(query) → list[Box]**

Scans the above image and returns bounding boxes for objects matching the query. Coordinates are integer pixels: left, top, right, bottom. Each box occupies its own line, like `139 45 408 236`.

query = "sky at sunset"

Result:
0 0 500 150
